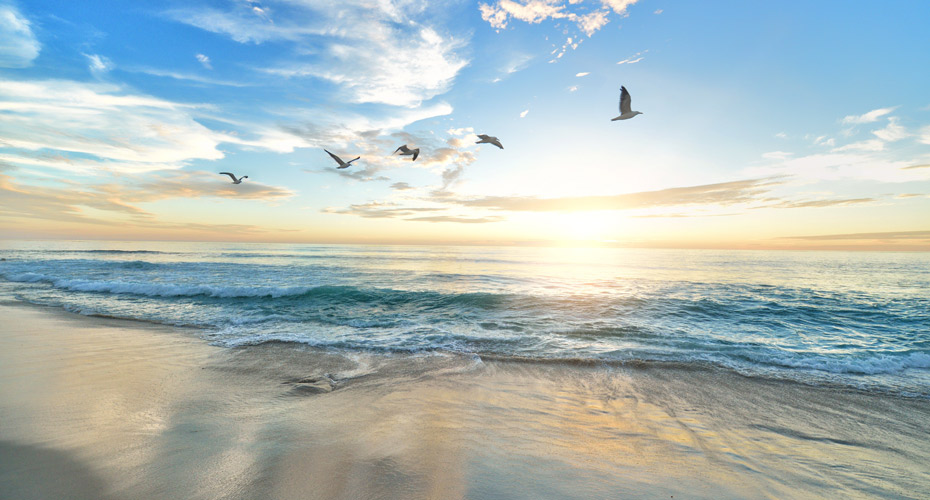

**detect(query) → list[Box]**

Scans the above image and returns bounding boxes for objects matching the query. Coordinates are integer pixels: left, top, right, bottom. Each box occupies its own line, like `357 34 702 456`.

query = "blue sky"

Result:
1 0 929 249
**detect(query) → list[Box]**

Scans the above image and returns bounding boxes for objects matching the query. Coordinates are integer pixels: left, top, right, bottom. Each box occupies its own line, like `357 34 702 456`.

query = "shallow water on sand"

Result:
2 303 929 499
1 241 929 397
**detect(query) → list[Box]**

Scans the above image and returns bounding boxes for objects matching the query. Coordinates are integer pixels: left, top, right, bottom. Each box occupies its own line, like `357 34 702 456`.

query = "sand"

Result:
1 302 928 499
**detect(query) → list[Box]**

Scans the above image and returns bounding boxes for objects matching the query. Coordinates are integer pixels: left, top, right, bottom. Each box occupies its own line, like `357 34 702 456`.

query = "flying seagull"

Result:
219 172 248 184
324 149 360 169
611 85 643 121
476 134 503 149
393 144 420 161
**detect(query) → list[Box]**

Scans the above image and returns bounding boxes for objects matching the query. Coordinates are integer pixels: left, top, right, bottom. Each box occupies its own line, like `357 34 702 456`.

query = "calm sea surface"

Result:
1 241 928 396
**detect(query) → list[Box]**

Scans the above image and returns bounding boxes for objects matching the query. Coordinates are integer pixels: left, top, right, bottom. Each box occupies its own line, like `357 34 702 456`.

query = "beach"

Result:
2 301 928 499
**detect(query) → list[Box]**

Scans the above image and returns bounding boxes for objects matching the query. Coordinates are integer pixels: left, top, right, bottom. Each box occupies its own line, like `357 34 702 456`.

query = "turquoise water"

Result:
1 241 928 396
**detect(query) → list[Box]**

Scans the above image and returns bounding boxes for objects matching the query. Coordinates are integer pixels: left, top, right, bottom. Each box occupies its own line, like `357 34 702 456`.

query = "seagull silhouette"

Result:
219 172 248 184
324 149 360 169
611 86 642 121
476 134 503 149
393 144 420 161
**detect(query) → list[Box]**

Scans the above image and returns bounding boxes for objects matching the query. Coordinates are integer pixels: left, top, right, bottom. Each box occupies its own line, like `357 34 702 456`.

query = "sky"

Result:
1 0 929 250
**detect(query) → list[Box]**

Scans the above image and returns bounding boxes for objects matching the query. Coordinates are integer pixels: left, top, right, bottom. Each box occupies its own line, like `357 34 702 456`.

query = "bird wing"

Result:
394 145 407 154
324 149 344 165
491 139 503 149
412 149 419 161
477 134 489 140
619 86 632 114
219 172 238 181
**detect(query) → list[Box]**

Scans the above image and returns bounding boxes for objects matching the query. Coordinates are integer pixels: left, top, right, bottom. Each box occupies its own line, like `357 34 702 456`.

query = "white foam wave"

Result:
759 351 930 375
3 272 312 299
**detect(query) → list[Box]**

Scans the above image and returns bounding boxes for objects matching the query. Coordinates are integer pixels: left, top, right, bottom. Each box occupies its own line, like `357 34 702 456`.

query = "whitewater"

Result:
1 241 928 396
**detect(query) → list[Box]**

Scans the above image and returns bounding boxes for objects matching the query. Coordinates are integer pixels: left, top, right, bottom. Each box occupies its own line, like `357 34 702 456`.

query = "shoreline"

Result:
2 301 929 499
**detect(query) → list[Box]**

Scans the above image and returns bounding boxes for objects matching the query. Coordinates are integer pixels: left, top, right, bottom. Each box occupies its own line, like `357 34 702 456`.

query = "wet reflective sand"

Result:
2 303 928 499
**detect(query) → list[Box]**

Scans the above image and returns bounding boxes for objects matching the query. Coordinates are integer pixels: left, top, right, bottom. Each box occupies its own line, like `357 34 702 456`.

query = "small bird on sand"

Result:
611 85 642 121
393 144 420 161
219 172 248 184
324 149 360 169
476 134 503 149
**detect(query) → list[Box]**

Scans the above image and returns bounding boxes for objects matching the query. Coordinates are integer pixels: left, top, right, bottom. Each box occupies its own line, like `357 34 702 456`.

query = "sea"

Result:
1 240 928 398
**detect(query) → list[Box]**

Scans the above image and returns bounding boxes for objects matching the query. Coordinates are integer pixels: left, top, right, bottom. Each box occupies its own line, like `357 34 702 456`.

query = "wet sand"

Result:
1 302 928 499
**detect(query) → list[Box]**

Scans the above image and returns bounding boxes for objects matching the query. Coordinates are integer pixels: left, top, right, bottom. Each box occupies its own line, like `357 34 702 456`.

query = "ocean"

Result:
1 241 928 397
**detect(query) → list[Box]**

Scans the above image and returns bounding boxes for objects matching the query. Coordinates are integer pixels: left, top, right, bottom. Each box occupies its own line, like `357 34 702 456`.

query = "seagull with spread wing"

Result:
324 149 360 169
393 144 420 161
475 134 503 149
219 172 248 184
611 86 643 121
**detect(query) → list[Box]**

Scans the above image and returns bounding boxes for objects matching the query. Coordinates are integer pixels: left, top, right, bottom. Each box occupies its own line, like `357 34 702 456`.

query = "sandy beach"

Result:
1 301 929 499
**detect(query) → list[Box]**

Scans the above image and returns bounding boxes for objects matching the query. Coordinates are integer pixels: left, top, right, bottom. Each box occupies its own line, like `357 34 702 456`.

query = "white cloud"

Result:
162 6 317 44
775 132 788 139
0 4 40 68
920 126 930 145
832 139 885 152
575 72 589 77
601 0 638 15
568 85 578 92
84 53 113 73
0 79 224 171
762 151 792 160
131 67 251 87
195 53 212 69
841 107 896 125
479 2 510 29
169 2 469 108
520 109 529 118
478 0 639 39
872 117 909 142
832 116 911 152
573 10 609 36
617 50 646 64
748 152 930 184
654 9 663 14
813 135 835 147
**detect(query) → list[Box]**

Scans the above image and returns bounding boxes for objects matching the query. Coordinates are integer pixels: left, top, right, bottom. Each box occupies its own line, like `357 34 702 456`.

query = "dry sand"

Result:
1 302 928 499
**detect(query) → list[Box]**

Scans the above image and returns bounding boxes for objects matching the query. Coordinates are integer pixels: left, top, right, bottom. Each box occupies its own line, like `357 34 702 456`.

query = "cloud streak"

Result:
0 79 224 171
0 4 40 68
778 230 930 241
841 107 897 125
0 171 293 234
454 177 784 212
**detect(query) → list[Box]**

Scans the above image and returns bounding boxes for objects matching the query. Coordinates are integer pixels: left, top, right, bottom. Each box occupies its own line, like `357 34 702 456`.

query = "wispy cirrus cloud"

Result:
323 175 889 225
167 2 468 108
195 53 212 69
0 79 226 171
321 201 503 224
0 170 293 229
83 53 113 73
617 50 646 64
321 201 439 219
751 107 930 184
453 177 784 212
778 230 930 241
129 67 253 87
833 116 911 152
841 107 897 125
0 4 40 68
918 126 930 145
407 215 504 223
752 197 876 209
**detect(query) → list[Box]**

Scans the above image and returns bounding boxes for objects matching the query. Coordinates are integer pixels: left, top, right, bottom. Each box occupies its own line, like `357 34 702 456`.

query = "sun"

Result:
552 211 622 244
